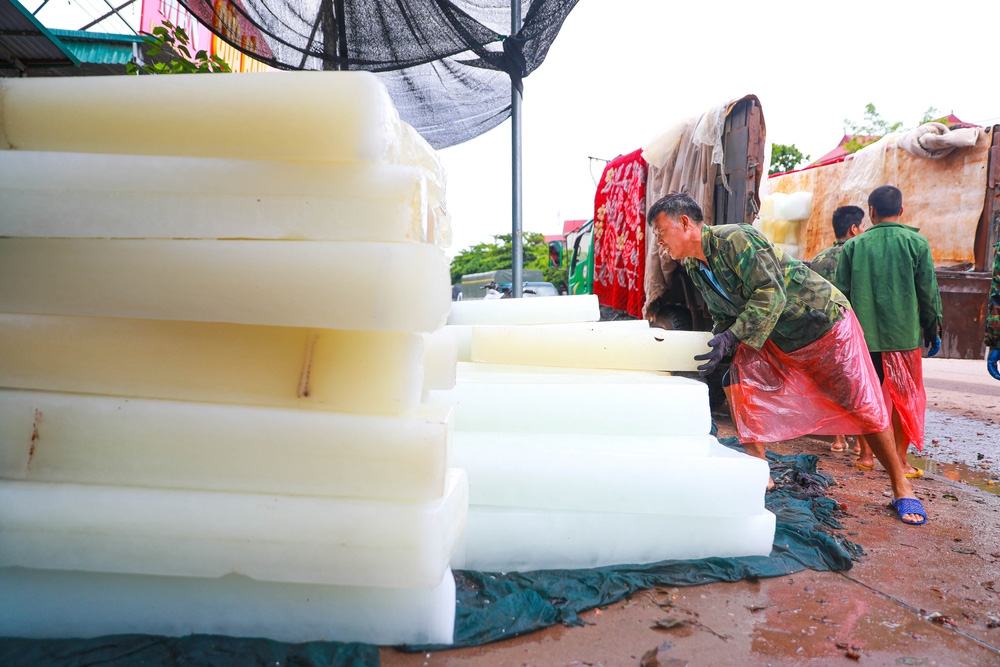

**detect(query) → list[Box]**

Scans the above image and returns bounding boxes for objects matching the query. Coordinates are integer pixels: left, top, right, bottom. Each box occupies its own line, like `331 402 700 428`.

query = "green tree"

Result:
126 21 232 75
769 143 810 175
919 106 943 124
843 103 903 154
450 233 567 292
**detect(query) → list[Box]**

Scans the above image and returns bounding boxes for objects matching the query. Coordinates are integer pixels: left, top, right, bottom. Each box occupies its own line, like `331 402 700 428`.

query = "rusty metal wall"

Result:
937 271 991 359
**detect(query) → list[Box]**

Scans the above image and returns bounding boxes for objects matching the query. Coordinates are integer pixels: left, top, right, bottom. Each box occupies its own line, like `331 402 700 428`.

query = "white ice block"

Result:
452 509 776 572
0 470 468 588
472 326 712 372
0 72 405 164
422 329 458 391
0 239 450 332
447 319 649 362
0 151 430 242
456 362 673 381
428 375 711 436
0 314 423 415
455 435 765 516
0 567 456 645
447 294 599 326
0 389 451 502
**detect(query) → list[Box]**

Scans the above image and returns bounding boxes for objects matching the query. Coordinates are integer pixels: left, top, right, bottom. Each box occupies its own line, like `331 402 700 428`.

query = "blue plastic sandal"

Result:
891 497 927 525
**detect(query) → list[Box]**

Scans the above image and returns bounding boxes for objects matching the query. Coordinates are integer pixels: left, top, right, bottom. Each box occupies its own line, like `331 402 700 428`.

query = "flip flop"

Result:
855 461 875 471
830 443 847 452
905 468 925 479
891 497 927 525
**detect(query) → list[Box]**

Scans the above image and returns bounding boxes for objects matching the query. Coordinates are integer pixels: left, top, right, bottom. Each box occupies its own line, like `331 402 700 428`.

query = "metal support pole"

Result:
510 0 523 297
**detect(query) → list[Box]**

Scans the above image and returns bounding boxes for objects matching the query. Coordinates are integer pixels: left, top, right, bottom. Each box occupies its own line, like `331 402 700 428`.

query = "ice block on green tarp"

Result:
0 471 467 588
0 239 450 332
472 325 712 372
0 566 456 645
451 508 776 572
447 294 599 326
422 329 458 391
0 151 431 242
0 390 451 502
454 435 765 516
0 314 423 415
428 375 711 435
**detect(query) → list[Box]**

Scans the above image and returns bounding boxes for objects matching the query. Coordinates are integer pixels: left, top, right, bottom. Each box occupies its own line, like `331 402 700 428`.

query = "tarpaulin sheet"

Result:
0 438 860 664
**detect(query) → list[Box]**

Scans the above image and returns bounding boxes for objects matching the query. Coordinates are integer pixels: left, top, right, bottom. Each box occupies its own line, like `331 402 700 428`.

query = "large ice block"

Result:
0 470 467 588
0 151 430 242
0 390 451 501
422 329 458 391
457 362 673 381
452 508 776 572
427 375 711 435
454 435 766 516
0 72 405 164
472 326 713 372
447 294 599 326
0 314 423 414
0 239 450 332
0 566 456 645
448 319 650 362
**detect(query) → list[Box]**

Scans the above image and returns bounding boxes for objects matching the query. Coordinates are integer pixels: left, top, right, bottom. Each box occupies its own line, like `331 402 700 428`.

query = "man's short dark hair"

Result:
832 205 864 238
868 185 902 218
647 192 704 225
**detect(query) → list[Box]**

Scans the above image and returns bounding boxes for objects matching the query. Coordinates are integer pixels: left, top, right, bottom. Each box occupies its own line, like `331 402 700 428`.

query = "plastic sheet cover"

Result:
880 348 927 450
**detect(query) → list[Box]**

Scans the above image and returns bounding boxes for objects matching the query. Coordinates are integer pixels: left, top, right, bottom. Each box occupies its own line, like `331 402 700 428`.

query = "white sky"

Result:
23 0 1000 259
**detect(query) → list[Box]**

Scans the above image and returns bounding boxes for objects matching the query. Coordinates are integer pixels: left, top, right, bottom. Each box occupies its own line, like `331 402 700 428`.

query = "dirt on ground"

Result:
382 359 1000 667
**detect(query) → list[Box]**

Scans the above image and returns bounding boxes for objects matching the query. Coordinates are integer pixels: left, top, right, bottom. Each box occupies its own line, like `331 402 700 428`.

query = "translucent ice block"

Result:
0 567 456 645
0 72 403 164
447 294 599 326
0 471 467 588
422 329 457 391
0 239 450 332
447 319 649 362
0 314 423 414
0 389 451 502
451 509 776 572
472 326 712 372
456 362 673 381
453 435 766 516
428 376 711 435
0 151 429 242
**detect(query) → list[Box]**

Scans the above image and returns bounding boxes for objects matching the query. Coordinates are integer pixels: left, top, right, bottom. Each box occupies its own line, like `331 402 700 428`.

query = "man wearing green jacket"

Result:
835 185 943 478
987 239 1000 381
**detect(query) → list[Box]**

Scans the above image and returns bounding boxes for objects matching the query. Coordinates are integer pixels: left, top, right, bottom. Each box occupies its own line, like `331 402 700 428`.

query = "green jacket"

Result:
987 240 1000 349
809 240 845 282
683 224 849 352
834 222 942 352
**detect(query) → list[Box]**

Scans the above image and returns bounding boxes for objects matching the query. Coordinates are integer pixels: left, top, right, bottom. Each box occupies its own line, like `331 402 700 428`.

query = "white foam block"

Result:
0 470 467 588
0 390 451 502
0 239 450 332
0 151 429 242
452 509 776 572
447 319 649 362
0 314 423 415
422 329 458 391
447 294 599 326
428 375 711 436
0 566 456 645
472 326 712 372
454 435 765 516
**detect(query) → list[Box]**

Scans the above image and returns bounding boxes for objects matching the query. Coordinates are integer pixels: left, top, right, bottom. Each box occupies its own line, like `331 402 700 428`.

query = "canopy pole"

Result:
510 0 523 298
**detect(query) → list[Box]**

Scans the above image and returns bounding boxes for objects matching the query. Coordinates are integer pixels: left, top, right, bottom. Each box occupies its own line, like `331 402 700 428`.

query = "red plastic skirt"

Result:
878 348 926 451
728 309 890 443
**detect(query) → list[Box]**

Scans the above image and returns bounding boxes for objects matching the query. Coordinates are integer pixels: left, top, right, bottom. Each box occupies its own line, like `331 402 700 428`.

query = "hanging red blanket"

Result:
593 149 647 319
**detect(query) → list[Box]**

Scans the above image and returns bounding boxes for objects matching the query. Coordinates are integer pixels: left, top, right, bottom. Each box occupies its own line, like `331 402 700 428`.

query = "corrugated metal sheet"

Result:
49 29 142 66
0 0 79 71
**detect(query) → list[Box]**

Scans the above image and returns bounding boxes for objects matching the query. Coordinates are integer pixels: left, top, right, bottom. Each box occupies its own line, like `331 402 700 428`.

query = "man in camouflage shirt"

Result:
987 239 1000 381
647 192 926 524
810 205 865 282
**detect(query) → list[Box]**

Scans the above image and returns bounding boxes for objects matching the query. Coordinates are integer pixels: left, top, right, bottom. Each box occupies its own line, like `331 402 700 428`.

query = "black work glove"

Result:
694 329 739 375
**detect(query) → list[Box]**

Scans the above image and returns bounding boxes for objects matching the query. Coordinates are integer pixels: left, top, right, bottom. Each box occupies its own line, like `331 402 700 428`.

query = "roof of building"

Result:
0 0 80 74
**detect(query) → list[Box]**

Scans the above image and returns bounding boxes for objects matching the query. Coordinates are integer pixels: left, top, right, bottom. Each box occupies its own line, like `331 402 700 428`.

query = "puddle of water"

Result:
907 453 1000 496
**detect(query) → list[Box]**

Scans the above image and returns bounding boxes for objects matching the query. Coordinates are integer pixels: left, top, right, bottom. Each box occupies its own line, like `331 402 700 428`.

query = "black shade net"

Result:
176 0 580 148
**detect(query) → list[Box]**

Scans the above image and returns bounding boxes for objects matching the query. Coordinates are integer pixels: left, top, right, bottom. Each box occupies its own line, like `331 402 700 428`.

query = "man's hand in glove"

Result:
988 347 1000 382
924 334 941 358
694 329 739 375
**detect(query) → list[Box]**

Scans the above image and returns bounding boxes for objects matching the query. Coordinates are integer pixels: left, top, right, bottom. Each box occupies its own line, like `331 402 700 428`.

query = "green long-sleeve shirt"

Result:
834 221 942 352
683 224 849 352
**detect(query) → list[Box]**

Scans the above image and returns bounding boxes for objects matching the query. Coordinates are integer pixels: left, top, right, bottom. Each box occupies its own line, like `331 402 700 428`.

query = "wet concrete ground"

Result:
382 359 1000 667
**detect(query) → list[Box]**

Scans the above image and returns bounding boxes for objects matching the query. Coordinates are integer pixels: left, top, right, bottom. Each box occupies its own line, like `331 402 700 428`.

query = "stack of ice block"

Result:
0 72 466 645
432 297 775 572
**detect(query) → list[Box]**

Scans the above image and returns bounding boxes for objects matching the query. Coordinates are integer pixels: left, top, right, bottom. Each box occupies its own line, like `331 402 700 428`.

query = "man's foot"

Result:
830 435 848 452
766 476 775 491
904 467 925 479
891 497 927 525
855 459 875 471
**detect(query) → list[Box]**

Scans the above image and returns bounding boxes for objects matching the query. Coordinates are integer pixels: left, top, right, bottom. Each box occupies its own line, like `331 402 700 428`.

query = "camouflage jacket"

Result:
809 240 846 282
683 224 849 352
987 240 1000 348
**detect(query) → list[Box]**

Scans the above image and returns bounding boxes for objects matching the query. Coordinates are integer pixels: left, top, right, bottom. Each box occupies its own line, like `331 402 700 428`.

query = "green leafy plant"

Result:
450 232 567 292
126 20 232 74
842 103 903 154
768 143 810 175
